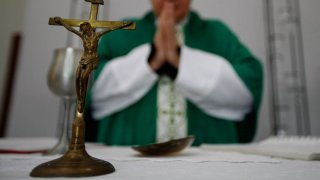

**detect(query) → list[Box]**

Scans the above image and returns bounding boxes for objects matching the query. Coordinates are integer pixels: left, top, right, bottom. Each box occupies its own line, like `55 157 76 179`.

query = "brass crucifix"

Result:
30 0 135 177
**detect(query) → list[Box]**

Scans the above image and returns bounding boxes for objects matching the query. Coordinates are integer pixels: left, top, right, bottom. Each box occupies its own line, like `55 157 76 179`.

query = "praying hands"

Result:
149 2 181 71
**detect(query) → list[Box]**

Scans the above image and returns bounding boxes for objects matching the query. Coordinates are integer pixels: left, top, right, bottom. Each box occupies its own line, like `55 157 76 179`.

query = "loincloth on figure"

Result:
80 55 99 69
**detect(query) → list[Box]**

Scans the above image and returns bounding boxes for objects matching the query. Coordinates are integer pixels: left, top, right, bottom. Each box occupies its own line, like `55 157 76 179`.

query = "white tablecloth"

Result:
0 138 320 180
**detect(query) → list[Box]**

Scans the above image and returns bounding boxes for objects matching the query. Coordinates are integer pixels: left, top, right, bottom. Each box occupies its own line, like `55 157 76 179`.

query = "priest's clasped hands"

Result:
149 2 181 71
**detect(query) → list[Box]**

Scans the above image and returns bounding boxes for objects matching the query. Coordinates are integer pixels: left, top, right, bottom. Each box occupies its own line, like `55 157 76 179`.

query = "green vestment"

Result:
87 11 263 146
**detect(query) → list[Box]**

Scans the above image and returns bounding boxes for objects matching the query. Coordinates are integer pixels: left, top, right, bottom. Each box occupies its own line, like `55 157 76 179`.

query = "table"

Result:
0 138 319 180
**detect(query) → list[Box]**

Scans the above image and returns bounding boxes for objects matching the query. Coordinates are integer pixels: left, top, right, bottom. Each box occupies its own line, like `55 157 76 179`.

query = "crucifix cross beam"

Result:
48 0 135 30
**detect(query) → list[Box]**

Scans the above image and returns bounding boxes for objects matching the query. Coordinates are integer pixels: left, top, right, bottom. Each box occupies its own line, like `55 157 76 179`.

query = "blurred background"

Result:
0 0 319 141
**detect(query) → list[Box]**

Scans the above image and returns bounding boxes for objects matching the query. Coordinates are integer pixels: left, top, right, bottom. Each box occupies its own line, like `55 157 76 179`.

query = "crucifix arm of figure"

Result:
53 16 82 37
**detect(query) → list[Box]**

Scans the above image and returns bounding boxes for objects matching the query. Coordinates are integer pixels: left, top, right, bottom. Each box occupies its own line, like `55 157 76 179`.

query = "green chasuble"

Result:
86 11 263 146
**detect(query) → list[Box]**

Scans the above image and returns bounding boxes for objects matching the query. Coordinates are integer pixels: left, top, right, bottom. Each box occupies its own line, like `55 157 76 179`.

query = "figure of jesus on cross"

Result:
53 17 133 113
51 1 134 114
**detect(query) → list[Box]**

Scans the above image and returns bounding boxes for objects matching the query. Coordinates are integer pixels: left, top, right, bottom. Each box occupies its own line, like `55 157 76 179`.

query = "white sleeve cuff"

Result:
175 46 253 121
92 44 158 119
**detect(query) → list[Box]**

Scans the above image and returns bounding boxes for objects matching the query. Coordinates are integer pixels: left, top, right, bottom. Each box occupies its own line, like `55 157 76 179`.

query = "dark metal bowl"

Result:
132 135 195 156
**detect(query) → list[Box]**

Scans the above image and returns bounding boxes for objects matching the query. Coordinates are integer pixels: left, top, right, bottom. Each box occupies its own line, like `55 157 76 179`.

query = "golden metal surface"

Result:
30 112 115 177
30 0 135 177
48 18 135 29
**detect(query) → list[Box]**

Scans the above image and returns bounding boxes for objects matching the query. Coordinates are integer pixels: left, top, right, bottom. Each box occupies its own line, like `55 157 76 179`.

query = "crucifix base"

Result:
30 115 115 177
30 149 115 177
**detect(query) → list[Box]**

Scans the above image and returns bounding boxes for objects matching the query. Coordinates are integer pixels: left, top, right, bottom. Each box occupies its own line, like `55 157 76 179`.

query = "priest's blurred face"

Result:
150 0 191 23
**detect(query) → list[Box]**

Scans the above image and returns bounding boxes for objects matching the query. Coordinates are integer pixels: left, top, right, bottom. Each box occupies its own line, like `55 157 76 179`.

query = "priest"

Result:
87 0 263 146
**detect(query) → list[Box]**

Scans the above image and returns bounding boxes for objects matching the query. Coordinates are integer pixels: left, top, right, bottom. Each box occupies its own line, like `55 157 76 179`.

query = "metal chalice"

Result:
45 47 83 155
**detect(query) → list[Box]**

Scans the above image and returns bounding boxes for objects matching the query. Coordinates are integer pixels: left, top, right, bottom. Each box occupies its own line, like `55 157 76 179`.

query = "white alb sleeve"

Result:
175 46 253 121
92 44 158 119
